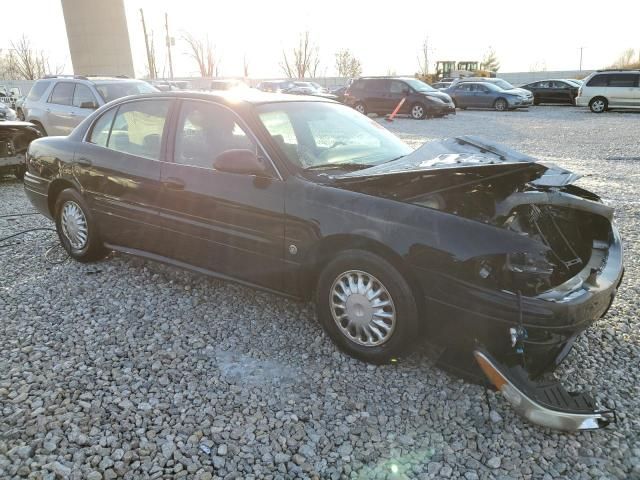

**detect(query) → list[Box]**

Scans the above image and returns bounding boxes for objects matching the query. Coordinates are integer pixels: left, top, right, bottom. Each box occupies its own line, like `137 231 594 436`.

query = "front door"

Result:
156 100 286 290
74 98 171 253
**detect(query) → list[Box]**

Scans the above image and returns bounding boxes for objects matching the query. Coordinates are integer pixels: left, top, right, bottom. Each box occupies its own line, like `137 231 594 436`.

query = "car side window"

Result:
73 84 98 108
607 74 638 87
174 101 256 170
88 108 117 147
390 81 409 94
587 74 609 87
26 80 52 101
48 82 75 105
108 100 169 160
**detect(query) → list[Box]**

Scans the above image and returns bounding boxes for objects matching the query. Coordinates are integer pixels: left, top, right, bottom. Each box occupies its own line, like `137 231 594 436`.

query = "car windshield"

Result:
401 78 436 92
493 79 515 90
94 81 158 103
256 102 412 170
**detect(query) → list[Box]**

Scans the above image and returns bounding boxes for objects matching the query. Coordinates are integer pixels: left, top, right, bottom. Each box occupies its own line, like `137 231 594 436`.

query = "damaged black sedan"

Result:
24 91 623 430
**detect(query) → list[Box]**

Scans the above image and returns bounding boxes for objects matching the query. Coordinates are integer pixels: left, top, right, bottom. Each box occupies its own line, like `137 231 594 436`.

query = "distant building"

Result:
61 0 135 77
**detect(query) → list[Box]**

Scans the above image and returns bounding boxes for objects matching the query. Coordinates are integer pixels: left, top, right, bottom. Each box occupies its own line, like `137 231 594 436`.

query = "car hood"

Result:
420 91 452 102
331 136 580 188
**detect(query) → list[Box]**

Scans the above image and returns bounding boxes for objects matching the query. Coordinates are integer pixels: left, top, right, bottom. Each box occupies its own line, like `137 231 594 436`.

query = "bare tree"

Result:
417 37 430 76
611 48 639 68
182 32 217 77
280 31 320 79
2 35 63 79
481 47 500 72
334 49 362 78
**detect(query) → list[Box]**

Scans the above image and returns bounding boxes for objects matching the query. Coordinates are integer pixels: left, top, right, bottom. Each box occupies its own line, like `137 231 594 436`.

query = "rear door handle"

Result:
74 158 92 167
163 177 185 190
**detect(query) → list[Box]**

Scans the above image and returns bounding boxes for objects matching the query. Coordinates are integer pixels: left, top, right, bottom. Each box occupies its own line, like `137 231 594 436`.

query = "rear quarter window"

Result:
26 80 52 102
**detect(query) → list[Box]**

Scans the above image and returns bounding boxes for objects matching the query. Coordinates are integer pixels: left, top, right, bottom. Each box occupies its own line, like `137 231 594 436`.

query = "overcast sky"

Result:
1 0 639 78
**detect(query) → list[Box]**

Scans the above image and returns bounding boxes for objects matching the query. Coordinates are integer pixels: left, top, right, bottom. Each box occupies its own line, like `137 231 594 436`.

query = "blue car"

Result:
446 81 533 111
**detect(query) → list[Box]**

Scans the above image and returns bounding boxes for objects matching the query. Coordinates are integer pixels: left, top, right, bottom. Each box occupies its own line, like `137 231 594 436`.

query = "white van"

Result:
576 70 640 113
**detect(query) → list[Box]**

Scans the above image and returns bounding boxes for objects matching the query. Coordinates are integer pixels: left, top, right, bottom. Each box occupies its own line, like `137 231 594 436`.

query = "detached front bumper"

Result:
474 348 615 430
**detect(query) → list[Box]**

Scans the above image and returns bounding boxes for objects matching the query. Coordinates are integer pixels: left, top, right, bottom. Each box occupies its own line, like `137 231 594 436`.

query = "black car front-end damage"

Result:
332 136 624 430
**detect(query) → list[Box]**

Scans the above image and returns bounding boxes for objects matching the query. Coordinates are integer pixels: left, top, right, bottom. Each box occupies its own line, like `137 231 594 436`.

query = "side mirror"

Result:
80 101 98 109
213 149 268 176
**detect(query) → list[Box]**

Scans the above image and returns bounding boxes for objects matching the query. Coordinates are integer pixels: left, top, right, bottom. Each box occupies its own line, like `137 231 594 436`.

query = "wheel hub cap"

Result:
61 201 88 250
330 270 396 347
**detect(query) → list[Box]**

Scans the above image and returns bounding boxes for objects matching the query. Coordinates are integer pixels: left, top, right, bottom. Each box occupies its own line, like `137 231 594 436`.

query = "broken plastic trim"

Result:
474 349 615 431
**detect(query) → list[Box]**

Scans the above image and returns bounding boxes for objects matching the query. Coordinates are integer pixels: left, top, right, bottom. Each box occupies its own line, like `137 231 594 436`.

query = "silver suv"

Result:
22 76 158 136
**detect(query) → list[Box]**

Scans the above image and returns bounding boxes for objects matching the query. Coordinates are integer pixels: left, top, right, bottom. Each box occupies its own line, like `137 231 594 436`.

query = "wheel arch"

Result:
47 178 80 216
301 233 426 314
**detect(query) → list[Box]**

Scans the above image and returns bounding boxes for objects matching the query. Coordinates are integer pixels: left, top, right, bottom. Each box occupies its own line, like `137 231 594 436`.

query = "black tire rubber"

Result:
354 102 367 116
31 121 47 136
589 97 608 113
410 103 426 120
14 166 25 180
494 98 508 111
315 249 420 364
54 188 109 262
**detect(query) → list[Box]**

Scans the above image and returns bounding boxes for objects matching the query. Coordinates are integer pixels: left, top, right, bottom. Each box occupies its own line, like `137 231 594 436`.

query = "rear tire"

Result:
14 166 25 180
54 188 109 262
354 102 367 115
315 249 420 364
30 121 47 136
589 97 607 113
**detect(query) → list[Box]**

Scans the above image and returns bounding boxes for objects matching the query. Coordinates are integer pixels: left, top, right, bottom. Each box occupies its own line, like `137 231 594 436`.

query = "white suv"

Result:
22 76 158 136
575 70 640 113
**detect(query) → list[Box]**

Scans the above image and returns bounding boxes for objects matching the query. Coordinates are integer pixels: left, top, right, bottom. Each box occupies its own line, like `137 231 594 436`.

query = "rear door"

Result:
607 73 640 107
45 82 77 135
156 99 286 290
452 83 474 107
74 98 171 253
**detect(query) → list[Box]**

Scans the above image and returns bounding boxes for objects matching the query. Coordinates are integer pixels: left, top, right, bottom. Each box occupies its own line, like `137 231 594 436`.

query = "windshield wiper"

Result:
380 154 407 164
304 163 370 171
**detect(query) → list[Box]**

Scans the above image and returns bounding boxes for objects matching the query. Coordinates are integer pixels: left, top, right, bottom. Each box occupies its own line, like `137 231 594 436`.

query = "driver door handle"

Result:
163 177 185 190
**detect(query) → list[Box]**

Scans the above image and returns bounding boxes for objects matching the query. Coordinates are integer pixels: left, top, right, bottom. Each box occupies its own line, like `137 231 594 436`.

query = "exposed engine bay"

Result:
332 136 614 296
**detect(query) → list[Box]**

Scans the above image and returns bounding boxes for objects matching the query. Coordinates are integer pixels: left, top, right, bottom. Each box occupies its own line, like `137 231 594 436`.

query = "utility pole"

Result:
140 9 155 79
579 46 584 72
165 12 174 80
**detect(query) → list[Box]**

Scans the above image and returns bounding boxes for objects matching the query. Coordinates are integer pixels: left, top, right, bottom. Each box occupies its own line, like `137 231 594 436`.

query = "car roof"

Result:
113 90 337 106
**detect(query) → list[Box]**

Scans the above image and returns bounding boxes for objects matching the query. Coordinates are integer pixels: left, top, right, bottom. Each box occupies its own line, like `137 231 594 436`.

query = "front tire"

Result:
494 98 508 111
316 250 420 364
410 103 426 120
589 97 607 113
54 188 109 262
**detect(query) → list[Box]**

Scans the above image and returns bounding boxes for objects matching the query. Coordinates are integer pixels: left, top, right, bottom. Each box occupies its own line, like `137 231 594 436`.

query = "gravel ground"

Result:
1 106 639 480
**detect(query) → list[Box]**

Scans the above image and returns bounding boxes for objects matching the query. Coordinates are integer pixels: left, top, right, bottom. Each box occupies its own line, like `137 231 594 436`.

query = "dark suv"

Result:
344 77 455 119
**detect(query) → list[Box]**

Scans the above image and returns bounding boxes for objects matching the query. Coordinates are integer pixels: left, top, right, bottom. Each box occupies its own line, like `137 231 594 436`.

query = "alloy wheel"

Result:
329 270 396 347
411 105 425 119
495 99 507 111
355 103 366 114
591 99 605 113
61 200 89 250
